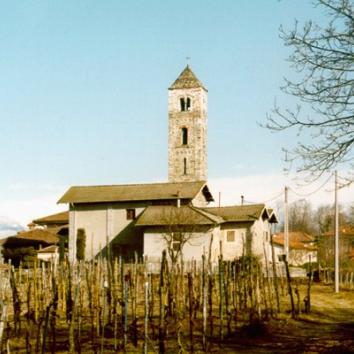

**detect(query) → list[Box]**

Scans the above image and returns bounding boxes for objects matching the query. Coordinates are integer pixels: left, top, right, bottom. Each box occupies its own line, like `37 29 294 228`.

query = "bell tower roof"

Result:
169 65 207 91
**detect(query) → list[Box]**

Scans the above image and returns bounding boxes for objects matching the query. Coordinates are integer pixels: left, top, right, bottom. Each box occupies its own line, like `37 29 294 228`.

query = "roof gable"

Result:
58 181 213 204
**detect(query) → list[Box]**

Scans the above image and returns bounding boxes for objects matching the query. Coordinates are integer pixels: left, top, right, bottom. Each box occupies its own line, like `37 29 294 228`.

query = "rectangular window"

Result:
172 233 181 251
226 230 235 242
172 241 181 251
183 158 187 175
126 209 136 220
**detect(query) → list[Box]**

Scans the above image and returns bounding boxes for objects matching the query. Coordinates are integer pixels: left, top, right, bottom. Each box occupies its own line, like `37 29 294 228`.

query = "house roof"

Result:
321 224 354 237
33 211 69 225
58 181 213 204
37 245 58 254
202 204 269 223
135 205 222 226
3 229 59 246
169 65 207 91
267 208 279 223
272 232 316 251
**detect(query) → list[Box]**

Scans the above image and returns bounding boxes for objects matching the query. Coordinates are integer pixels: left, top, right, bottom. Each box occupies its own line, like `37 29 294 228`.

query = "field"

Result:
0 258 353 353
223 284 354 353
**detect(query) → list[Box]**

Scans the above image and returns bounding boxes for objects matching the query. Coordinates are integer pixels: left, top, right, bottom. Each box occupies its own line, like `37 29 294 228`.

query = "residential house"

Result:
272 231 317 266
1 228 59 266
136 203 277 264
37 245 59 263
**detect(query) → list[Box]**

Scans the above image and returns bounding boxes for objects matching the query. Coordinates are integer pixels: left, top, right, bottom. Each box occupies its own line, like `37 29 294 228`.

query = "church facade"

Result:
59 66 277 263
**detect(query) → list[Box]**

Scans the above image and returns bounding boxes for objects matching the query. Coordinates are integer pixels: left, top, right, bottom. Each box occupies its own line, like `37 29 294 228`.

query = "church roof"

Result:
169 65 207 90
58 181 214 204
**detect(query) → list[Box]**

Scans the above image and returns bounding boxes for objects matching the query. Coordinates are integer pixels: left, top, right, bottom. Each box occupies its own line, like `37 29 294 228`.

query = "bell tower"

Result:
168 66 208 182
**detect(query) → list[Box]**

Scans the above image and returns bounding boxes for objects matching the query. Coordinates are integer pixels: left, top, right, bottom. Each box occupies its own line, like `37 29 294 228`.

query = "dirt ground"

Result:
221 284 354 354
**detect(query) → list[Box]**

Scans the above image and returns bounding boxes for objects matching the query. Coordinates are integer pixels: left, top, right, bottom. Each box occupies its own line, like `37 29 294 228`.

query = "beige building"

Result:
58 181 213 261
137 204 277 264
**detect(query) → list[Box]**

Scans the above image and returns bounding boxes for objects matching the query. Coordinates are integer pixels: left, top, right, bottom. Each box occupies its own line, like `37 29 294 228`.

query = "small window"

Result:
227 231 235 242
172 234 181 251
180 98 186 111
186 97 191 111
182 127 188 145
126 209 136 220
183 158 187 175
172 240 181 251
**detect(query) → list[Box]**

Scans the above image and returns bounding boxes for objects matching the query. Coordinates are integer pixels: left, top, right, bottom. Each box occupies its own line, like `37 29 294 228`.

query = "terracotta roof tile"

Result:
272 232 316 251
321 224 354 236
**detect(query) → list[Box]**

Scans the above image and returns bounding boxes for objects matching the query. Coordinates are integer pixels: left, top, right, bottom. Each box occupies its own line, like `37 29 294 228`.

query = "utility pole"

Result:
334 171 339 293
284 186 289 262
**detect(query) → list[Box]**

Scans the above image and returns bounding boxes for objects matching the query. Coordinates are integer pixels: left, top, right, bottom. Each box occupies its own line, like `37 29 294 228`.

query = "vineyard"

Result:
0 252 352 353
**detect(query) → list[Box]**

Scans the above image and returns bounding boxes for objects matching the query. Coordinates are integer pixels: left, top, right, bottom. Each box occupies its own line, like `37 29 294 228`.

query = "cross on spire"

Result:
186 56 191 66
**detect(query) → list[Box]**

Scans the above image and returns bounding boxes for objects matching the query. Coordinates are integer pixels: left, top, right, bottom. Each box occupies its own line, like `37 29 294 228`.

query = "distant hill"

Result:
0 216 24 238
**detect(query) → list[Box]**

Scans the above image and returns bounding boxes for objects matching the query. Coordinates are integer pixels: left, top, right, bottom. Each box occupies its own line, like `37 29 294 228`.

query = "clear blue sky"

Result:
1 0 348 225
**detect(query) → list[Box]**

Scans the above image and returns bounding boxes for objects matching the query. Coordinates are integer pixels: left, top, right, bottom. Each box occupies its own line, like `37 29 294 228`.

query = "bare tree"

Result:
288 199 315 234
265 0 354 182
160 206 205 266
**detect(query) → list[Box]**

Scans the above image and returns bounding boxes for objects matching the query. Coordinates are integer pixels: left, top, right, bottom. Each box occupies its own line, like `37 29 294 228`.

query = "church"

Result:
58 66 277 263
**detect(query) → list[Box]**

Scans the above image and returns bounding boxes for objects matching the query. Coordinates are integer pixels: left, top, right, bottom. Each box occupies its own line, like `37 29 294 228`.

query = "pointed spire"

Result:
169 65 206 90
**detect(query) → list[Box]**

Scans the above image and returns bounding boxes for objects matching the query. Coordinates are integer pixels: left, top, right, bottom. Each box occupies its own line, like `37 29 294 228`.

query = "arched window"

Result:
183 158 187 175
182 127 188 145
186 97 191 111
180 98 186 111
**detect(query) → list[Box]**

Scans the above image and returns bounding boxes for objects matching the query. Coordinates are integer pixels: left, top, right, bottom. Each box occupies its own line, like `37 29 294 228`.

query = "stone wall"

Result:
168 86 207 182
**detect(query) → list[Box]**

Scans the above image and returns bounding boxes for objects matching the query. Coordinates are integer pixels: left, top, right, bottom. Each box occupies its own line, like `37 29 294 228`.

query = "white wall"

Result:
69 202 146 261
273 244 317 266
251 218 272 261
221 228 247 260
143 226 221 264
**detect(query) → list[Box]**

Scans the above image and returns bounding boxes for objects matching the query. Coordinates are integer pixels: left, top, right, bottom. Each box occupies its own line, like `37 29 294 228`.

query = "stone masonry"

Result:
168 66 208 182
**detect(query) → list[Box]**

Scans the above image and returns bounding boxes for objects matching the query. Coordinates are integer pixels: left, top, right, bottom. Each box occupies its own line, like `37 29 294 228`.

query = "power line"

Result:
262 190 284 204
288 173 333 197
